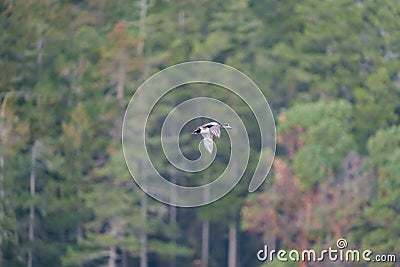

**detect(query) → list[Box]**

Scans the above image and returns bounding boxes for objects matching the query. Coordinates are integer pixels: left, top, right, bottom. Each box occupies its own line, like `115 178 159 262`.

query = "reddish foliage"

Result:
277 126 306 159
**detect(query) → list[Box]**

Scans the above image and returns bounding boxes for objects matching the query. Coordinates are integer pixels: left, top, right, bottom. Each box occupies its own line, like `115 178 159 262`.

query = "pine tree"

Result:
353 126 400 265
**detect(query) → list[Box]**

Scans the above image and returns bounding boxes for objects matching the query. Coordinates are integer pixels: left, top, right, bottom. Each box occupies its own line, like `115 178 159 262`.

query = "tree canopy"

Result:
1 0 399 266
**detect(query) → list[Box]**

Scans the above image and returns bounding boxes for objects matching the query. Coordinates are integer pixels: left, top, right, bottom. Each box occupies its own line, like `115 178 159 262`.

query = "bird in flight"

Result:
191 122 232 154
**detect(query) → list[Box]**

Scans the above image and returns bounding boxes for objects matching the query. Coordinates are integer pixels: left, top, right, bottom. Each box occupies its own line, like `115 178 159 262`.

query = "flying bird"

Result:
191 122 232 154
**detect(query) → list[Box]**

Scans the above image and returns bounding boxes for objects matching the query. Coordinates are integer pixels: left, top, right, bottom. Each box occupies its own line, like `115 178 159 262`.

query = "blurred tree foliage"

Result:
1 0 399 266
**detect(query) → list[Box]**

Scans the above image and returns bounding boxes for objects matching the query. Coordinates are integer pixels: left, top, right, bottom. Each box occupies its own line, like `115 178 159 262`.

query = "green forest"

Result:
1 0 400 266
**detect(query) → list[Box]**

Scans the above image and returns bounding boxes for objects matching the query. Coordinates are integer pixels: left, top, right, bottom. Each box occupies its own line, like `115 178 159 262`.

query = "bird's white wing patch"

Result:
210 125 221 138
203 138 214 154
201 131 212 139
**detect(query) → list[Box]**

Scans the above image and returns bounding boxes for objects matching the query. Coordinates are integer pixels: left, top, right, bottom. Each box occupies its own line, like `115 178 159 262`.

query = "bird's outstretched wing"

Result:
210 125 221 138
203 138 214 154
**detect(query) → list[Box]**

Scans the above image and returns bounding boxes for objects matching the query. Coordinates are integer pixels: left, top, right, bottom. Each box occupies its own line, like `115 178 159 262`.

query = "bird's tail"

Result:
222 123 232 129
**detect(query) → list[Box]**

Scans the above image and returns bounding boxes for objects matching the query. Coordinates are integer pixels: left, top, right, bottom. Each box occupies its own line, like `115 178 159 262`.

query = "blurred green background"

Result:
1 0 399 266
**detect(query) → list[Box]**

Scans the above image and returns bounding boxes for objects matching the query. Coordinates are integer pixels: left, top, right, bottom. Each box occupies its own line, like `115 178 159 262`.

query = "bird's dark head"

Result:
191 128 201 134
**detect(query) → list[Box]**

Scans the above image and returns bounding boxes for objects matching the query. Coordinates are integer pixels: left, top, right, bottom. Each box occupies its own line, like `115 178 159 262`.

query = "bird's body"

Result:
191 122 232 154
